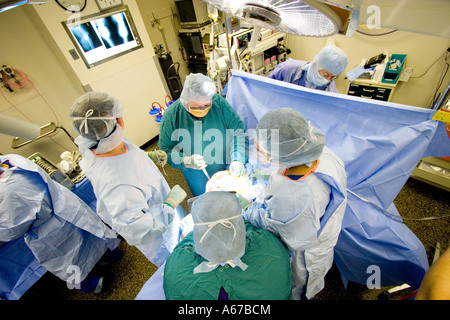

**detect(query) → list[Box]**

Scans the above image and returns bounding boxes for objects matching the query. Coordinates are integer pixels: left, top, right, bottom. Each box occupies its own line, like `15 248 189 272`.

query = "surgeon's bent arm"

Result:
101 185 171 247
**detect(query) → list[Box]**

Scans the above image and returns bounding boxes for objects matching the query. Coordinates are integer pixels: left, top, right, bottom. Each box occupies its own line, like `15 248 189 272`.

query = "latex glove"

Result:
229 161 245 176
164 185 187 208
235 193 251 210
252 168 272 180
147 150 167 166
183 154 207 170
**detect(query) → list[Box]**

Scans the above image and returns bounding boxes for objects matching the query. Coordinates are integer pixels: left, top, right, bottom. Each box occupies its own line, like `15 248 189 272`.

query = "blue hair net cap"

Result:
70 92 123 141
255 108 325 167
314 45 348 76
179 73 216 108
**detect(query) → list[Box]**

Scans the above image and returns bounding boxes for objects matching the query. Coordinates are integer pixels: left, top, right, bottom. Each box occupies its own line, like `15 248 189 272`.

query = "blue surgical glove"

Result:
229 161 245 176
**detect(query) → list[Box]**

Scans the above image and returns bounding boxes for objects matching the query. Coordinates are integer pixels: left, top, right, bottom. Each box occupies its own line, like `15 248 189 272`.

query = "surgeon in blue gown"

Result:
243 108 347 300
0 154 121 297
158 73 248 197
70 92 187 267
268 45 348 93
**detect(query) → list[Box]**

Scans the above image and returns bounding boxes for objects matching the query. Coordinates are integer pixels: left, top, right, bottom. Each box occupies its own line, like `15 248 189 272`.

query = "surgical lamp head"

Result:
255 108 325 167
70 92 123 142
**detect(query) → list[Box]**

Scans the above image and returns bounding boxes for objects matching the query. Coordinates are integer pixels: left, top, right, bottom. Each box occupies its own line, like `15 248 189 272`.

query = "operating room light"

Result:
0 0 46 13
202 0 343 37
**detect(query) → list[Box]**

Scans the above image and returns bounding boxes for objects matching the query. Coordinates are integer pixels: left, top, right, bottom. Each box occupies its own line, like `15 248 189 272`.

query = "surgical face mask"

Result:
309 70 331 87
95 123 124 154
188 101 212 118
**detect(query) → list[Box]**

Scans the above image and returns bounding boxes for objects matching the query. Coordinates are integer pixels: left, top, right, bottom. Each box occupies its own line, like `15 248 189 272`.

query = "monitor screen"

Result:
63 6 143 68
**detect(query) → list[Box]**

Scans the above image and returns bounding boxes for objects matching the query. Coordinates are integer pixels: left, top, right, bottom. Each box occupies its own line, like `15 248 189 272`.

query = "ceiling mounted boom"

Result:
202 0 346 37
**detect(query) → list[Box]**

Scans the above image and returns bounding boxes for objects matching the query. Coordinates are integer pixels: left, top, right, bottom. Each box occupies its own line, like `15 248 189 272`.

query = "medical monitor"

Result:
63 6 143 69
231 29 253 50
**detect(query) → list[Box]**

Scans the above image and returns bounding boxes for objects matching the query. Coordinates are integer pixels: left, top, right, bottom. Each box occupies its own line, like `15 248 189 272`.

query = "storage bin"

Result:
382 54 407 84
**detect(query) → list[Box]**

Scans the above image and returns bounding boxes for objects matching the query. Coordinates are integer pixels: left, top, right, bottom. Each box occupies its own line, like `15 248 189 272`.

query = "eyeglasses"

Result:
188 102 212 110
318 69 336 81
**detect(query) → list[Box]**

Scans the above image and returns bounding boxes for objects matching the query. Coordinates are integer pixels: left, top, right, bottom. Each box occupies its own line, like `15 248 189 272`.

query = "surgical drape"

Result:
226 70 450 288
0 155 120 293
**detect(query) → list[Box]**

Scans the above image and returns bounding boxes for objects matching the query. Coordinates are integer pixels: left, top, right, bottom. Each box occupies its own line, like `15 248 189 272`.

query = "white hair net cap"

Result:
192 191 247 274
70 92 123 141
314 45 348 76
255 108 325 167
179 73 216 108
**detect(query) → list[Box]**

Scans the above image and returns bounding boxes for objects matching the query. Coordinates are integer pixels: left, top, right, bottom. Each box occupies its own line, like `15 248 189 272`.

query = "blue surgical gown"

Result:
243 147 347 299
158 94 248 196
77 137 186 266
0 155 120 288
268 58 338 93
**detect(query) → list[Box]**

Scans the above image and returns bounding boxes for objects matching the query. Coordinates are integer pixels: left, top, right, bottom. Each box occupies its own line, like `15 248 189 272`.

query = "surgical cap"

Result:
255 108 325 167
192 191 245 267
179 73 216 108
70 92 123 141
314 45 348 76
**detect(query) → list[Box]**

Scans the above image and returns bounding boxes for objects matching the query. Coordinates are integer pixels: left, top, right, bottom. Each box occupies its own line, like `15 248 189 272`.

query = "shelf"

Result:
411 157 450 192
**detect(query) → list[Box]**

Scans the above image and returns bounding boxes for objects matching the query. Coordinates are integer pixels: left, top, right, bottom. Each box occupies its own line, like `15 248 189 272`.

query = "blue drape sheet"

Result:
225 70 450 288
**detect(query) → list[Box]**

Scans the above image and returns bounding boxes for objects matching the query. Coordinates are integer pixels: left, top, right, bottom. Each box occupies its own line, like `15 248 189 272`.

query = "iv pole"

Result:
206 5 223 93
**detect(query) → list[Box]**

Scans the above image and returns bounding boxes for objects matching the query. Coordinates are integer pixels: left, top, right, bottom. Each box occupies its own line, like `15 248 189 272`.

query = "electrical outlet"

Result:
69 49 80 60
399 67 413 82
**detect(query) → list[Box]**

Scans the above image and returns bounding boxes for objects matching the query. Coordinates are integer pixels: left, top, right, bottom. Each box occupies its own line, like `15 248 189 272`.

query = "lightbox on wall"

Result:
62 6 143 68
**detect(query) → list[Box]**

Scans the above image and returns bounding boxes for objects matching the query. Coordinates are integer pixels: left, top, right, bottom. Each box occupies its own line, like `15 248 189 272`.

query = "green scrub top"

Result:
158 94 248 196
163 222 293 300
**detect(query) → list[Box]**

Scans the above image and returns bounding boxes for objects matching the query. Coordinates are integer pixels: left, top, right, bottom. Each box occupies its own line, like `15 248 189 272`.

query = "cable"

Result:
347 189 450 223
1 86 34 123
428 52 450 108
28 78 60 125
411 50 449 79
165 95 173 107
1 67 60 125
0 67 67 151
1 86 68 151
356 29 399 36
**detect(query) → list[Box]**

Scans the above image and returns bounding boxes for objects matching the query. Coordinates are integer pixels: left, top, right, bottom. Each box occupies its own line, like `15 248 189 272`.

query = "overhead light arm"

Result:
202 0 344 37
0 0 46 14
